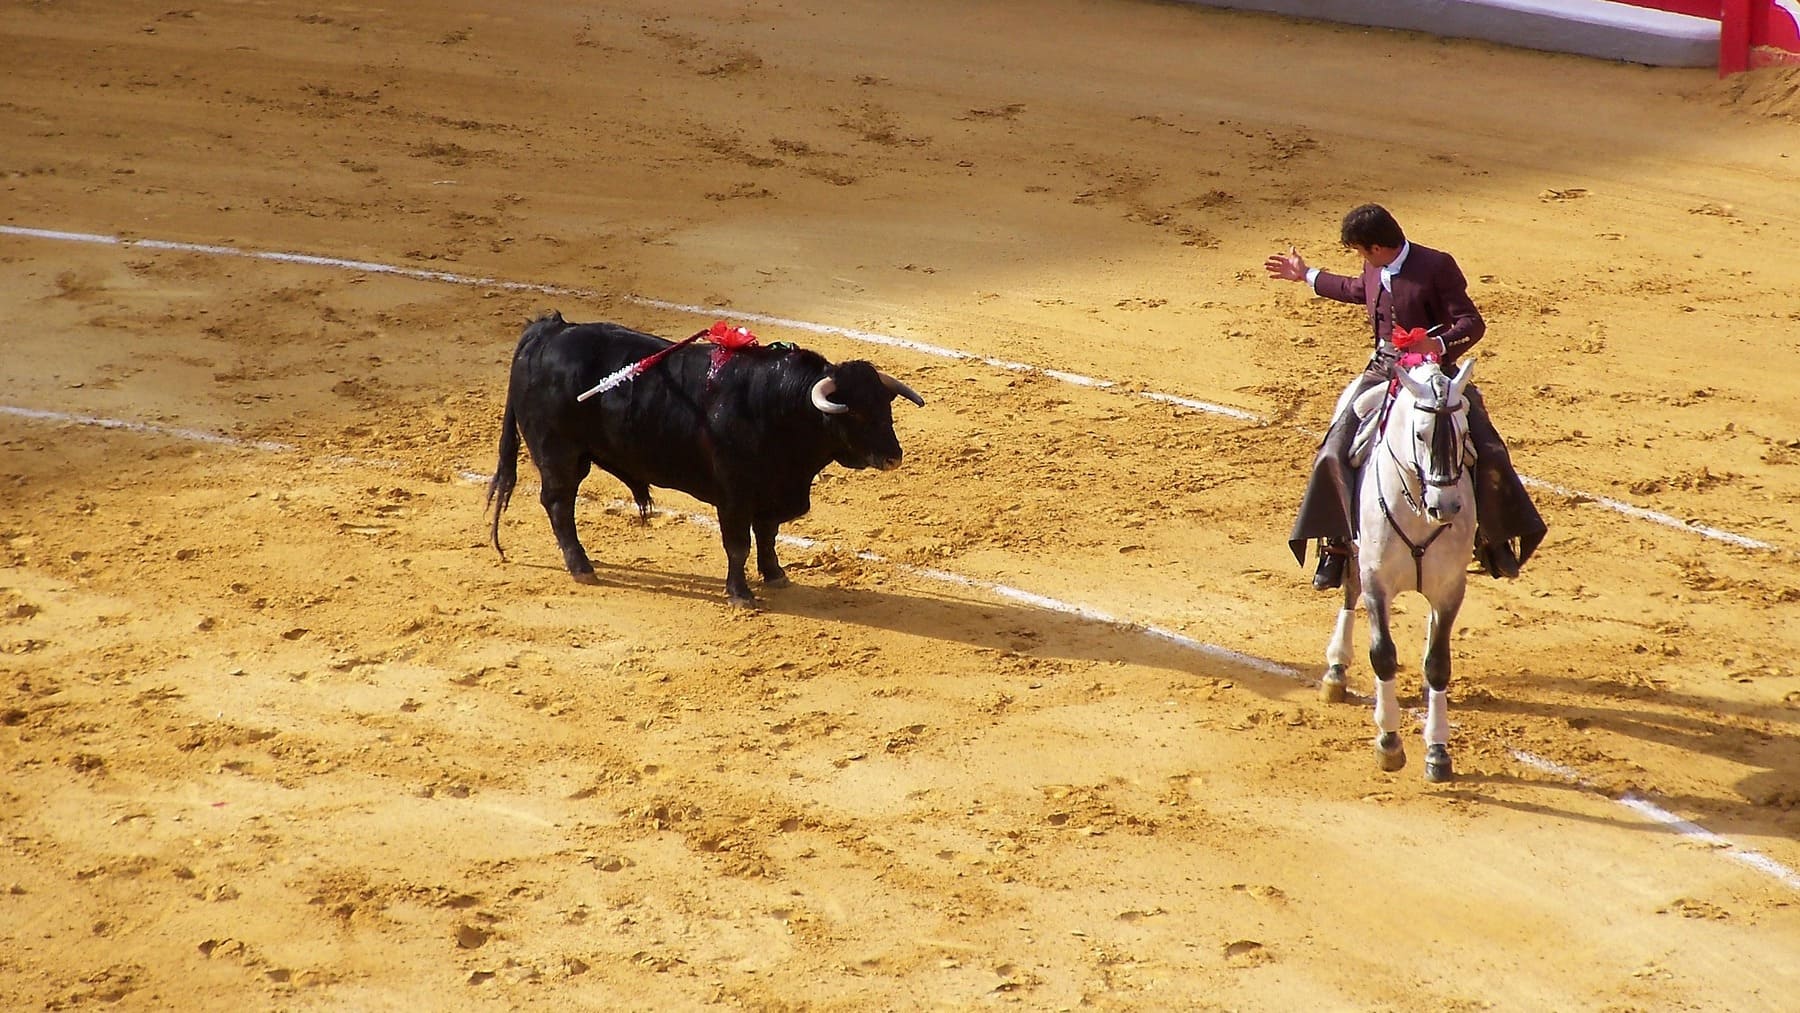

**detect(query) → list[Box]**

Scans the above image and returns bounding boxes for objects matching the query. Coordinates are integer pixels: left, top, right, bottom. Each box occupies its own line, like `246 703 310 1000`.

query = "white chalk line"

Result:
0 398 1280 679
451 467 1293 679
5 223 1774 551
1520 475 1775 552
5 401 1794 894
1514 751 1800 891
0 404 294 453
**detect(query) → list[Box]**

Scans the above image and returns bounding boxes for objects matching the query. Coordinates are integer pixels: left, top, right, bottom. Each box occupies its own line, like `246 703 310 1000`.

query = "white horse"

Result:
1320 357 1478 783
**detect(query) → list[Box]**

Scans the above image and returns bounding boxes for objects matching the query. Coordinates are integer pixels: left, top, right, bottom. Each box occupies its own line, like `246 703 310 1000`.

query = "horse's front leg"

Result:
1364 588 1406 772
1321 555 1361 703
1421 588 1466 783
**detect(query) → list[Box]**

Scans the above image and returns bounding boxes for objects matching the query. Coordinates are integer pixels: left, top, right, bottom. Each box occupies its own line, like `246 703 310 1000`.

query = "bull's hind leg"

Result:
1365 593 1406 772
532 440 598 584
752 515 790 589
1321 560 1360 703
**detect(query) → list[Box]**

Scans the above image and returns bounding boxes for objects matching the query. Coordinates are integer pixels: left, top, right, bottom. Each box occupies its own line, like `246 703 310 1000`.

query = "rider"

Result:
1264 203 1545 590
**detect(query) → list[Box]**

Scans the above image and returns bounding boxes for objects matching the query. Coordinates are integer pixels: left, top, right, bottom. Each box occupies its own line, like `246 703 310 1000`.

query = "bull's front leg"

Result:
716 504 757 606
753 515 789 588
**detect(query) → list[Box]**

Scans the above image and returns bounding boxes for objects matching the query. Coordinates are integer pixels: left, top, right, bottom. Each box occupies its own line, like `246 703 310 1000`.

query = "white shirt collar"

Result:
1380 241 1412 291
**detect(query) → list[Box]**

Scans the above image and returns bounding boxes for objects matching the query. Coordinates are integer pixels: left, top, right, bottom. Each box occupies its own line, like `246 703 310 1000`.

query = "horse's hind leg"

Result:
1422 703 1452 782
1366 593 1406 772
1421 595 1464 783
1322 563 1360 703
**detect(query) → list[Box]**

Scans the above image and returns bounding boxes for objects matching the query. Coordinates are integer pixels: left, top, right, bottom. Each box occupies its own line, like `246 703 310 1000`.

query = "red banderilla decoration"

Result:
576 321 759 402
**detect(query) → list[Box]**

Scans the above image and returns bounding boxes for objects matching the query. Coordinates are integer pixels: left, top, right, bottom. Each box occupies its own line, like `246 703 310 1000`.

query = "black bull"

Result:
486 312 925 605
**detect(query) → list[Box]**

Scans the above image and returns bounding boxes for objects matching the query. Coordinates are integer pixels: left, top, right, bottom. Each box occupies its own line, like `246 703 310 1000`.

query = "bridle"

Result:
1374 367 1473 588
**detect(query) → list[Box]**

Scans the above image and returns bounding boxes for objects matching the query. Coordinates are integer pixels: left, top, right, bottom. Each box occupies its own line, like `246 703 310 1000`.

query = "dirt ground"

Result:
3 1 1799 1009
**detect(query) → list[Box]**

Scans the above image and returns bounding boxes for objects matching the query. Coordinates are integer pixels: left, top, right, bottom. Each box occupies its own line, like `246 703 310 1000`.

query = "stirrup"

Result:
1312 539 1349 590
1480 538 1520 579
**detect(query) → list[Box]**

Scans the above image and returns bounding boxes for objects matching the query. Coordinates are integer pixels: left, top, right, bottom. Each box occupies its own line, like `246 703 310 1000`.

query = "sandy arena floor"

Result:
3 1 1799 1009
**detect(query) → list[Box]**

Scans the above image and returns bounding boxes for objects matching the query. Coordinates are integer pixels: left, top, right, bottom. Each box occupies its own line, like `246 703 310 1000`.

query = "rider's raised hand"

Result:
1264 245 1308 282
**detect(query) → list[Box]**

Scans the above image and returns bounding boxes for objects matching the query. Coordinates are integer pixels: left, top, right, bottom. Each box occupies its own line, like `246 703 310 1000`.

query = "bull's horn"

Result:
810 376 849 415
879 371 925 407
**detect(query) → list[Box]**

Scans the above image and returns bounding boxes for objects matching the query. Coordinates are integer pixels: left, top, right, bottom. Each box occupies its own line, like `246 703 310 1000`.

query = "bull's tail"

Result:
487 311 568 560
486 397 520 561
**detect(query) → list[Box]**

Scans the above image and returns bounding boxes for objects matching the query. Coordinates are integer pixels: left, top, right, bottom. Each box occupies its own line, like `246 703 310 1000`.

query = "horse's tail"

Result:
487 311 568 560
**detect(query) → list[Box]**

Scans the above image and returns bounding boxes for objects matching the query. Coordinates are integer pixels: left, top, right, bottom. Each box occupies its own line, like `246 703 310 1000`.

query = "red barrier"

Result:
1620 0 1800 73
1747 1 1800 71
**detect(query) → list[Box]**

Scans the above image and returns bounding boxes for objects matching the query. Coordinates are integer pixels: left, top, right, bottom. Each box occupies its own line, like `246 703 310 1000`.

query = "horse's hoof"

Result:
1375 732 1406 772
1320 665 1347 704
571 571 601 586
1424 744 1453 783
762 574 791 589
726 594 759 610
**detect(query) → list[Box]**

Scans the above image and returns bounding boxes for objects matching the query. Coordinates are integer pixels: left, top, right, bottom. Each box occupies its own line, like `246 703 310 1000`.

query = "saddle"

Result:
1302 378 1543 576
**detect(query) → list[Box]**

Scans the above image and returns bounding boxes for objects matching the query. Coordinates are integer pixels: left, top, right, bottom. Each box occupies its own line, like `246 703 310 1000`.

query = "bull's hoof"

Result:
1320 664 1347 704
726 594 759 610
1375 732 1406 772
761 574 792 589
1424 744 1453 783
571 571 601 586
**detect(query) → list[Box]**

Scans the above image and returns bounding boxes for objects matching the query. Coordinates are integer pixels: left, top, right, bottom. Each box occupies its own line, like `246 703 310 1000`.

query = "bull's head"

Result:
809 361 924 470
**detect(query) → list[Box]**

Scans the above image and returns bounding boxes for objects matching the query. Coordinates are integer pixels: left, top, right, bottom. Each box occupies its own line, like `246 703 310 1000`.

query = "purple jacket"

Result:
1314 244 1484 364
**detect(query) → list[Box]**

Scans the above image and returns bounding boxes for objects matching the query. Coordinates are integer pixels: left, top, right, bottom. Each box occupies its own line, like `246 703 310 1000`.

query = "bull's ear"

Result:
879 371 925 407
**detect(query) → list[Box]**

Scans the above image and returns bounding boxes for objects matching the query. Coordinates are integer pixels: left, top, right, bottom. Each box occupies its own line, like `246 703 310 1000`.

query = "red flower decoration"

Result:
708 320 760 349
1392 326 1433 350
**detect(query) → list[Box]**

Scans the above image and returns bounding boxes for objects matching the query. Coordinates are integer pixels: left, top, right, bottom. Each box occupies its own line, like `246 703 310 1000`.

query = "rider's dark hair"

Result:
1340 204 1406 249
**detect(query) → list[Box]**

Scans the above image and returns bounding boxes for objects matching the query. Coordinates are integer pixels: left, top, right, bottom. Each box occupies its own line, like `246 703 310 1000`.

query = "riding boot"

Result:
1464 386 1546 576
1475 535 1520 579
1313 538 1350 590
1289 389 1375 567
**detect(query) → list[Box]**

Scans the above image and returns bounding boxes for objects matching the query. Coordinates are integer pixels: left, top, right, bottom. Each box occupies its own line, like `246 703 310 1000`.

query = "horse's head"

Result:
1391 357 1476 524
